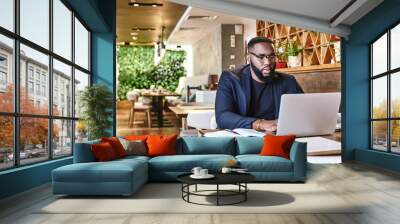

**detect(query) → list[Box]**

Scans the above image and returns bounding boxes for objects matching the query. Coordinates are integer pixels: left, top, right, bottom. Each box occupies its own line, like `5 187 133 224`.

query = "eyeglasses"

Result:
249 52 276 61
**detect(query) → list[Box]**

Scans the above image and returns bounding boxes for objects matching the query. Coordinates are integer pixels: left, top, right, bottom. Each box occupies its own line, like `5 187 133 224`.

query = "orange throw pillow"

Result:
101 137 127 158
91 142 117 161
125 135 148 142
260 134 296 159
146 134 178 157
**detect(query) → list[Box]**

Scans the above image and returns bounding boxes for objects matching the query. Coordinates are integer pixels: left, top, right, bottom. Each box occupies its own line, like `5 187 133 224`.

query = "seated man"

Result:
215 37 303 131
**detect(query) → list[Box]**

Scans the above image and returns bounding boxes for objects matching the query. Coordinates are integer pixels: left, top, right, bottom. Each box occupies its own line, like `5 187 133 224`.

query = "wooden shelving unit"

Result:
256 21 341 72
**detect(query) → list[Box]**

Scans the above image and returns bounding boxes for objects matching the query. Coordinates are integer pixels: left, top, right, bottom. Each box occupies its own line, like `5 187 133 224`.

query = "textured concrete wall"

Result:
192 25 222 76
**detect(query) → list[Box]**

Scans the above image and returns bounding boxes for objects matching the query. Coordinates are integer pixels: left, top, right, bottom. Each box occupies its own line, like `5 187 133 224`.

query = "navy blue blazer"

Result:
215 64 304 129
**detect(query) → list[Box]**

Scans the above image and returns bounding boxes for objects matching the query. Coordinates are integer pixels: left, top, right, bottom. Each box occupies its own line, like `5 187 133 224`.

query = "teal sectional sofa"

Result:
52 137 307 196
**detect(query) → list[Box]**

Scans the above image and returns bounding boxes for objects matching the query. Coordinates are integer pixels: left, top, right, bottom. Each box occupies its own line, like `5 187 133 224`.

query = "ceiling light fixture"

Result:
131 27 156 31
130 32 138 35
157 26 166 57
187 15 218 21
128 1 163 7
132 36 138 40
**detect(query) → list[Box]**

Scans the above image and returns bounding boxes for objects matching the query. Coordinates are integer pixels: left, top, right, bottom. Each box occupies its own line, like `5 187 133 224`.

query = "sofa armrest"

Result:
73 140 100 163
289 141 307 181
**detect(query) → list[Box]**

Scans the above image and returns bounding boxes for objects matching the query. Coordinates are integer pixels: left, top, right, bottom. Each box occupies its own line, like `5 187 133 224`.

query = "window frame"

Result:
370 20 400 154
0 0 92 171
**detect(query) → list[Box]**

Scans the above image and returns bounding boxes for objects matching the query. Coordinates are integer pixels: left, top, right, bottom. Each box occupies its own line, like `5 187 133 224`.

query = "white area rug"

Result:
37 183 361 214
308 155 342 164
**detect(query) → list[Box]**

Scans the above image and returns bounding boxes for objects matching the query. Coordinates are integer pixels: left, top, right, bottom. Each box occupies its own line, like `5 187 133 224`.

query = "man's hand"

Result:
253 119 277 132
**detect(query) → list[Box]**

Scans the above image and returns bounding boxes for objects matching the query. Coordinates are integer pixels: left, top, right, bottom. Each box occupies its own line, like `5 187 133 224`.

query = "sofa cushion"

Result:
53 159 147 183
91 142 118 161
119 138 147 156
147 134 178 157
236 155 293 172
149 154 235 172
235 137 263 155
260 135 296 159
101 137 127 158
125 135 148 141
177 137 236 155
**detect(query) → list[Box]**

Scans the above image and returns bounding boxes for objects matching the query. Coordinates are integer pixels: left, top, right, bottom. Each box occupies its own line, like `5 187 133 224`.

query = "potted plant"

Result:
285 40 302 68
79 84 114 140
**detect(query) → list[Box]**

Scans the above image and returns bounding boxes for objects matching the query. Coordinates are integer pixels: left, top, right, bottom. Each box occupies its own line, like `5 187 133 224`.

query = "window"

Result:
0 53 8 90
371 23 400 154
0 34 13 113
0 1 91 170
0 116 13 170
42 85 46 97
20 117 49 165
53 119 72 158
0 54 7 67
74 69 89 118
0 72 6 85
36 84 40 95
74 17 90 70
20 0 49 49
28 67 34 80
53 89 58 103
0 0 14 31
28 81 34 94
35 70 41 81
53 0 72 60
53 59 72 117
0 71 7 92
41 73 46 83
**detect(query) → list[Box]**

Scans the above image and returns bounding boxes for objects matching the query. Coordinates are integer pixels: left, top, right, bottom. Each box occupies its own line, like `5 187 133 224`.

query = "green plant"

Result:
153 50 186 92
79 84 114 140
285 40 302 56
117 46 186 99
117 46 155 100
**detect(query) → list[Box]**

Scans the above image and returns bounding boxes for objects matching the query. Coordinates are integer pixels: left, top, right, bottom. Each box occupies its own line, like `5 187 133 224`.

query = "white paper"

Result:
203 130 240 137
203 129 266 137
232 128 265 137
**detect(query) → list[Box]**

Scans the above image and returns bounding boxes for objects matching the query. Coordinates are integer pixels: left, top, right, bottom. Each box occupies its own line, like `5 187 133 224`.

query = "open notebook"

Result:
203 128 265 137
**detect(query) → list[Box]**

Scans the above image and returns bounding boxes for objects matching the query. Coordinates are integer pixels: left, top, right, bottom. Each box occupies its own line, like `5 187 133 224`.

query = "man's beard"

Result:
250 61 276 83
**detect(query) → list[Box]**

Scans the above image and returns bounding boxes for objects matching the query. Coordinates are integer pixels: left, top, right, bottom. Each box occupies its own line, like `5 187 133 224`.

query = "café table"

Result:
141 91 181 127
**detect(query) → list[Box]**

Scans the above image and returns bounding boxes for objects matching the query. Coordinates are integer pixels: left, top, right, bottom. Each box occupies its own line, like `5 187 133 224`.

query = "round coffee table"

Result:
177 173 255 206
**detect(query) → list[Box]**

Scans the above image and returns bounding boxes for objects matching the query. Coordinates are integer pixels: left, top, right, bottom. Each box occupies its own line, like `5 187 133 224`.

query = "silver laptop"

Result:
276 93 341 137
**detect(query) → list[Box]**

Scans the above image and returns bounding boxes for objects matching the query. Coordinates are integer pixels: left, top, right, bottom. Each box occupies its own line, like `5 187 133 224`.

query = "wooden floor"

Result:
1 162 400 224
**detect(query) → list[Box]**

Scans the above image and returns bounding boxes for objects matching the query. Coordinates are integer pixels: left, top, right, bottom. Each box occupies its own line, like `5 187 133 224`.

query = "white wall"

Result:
243 20 257 45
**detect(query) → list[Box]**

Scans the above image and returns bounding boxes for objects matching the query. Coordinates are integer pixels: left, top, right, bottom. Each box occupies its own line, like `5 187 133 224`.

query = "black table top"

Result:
177 172 255 185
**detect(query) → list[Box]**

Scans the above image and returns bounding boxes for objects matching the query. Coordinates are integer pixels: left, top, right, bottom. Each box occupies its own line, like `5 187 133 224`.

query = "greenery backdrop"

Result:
117 46 186 100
